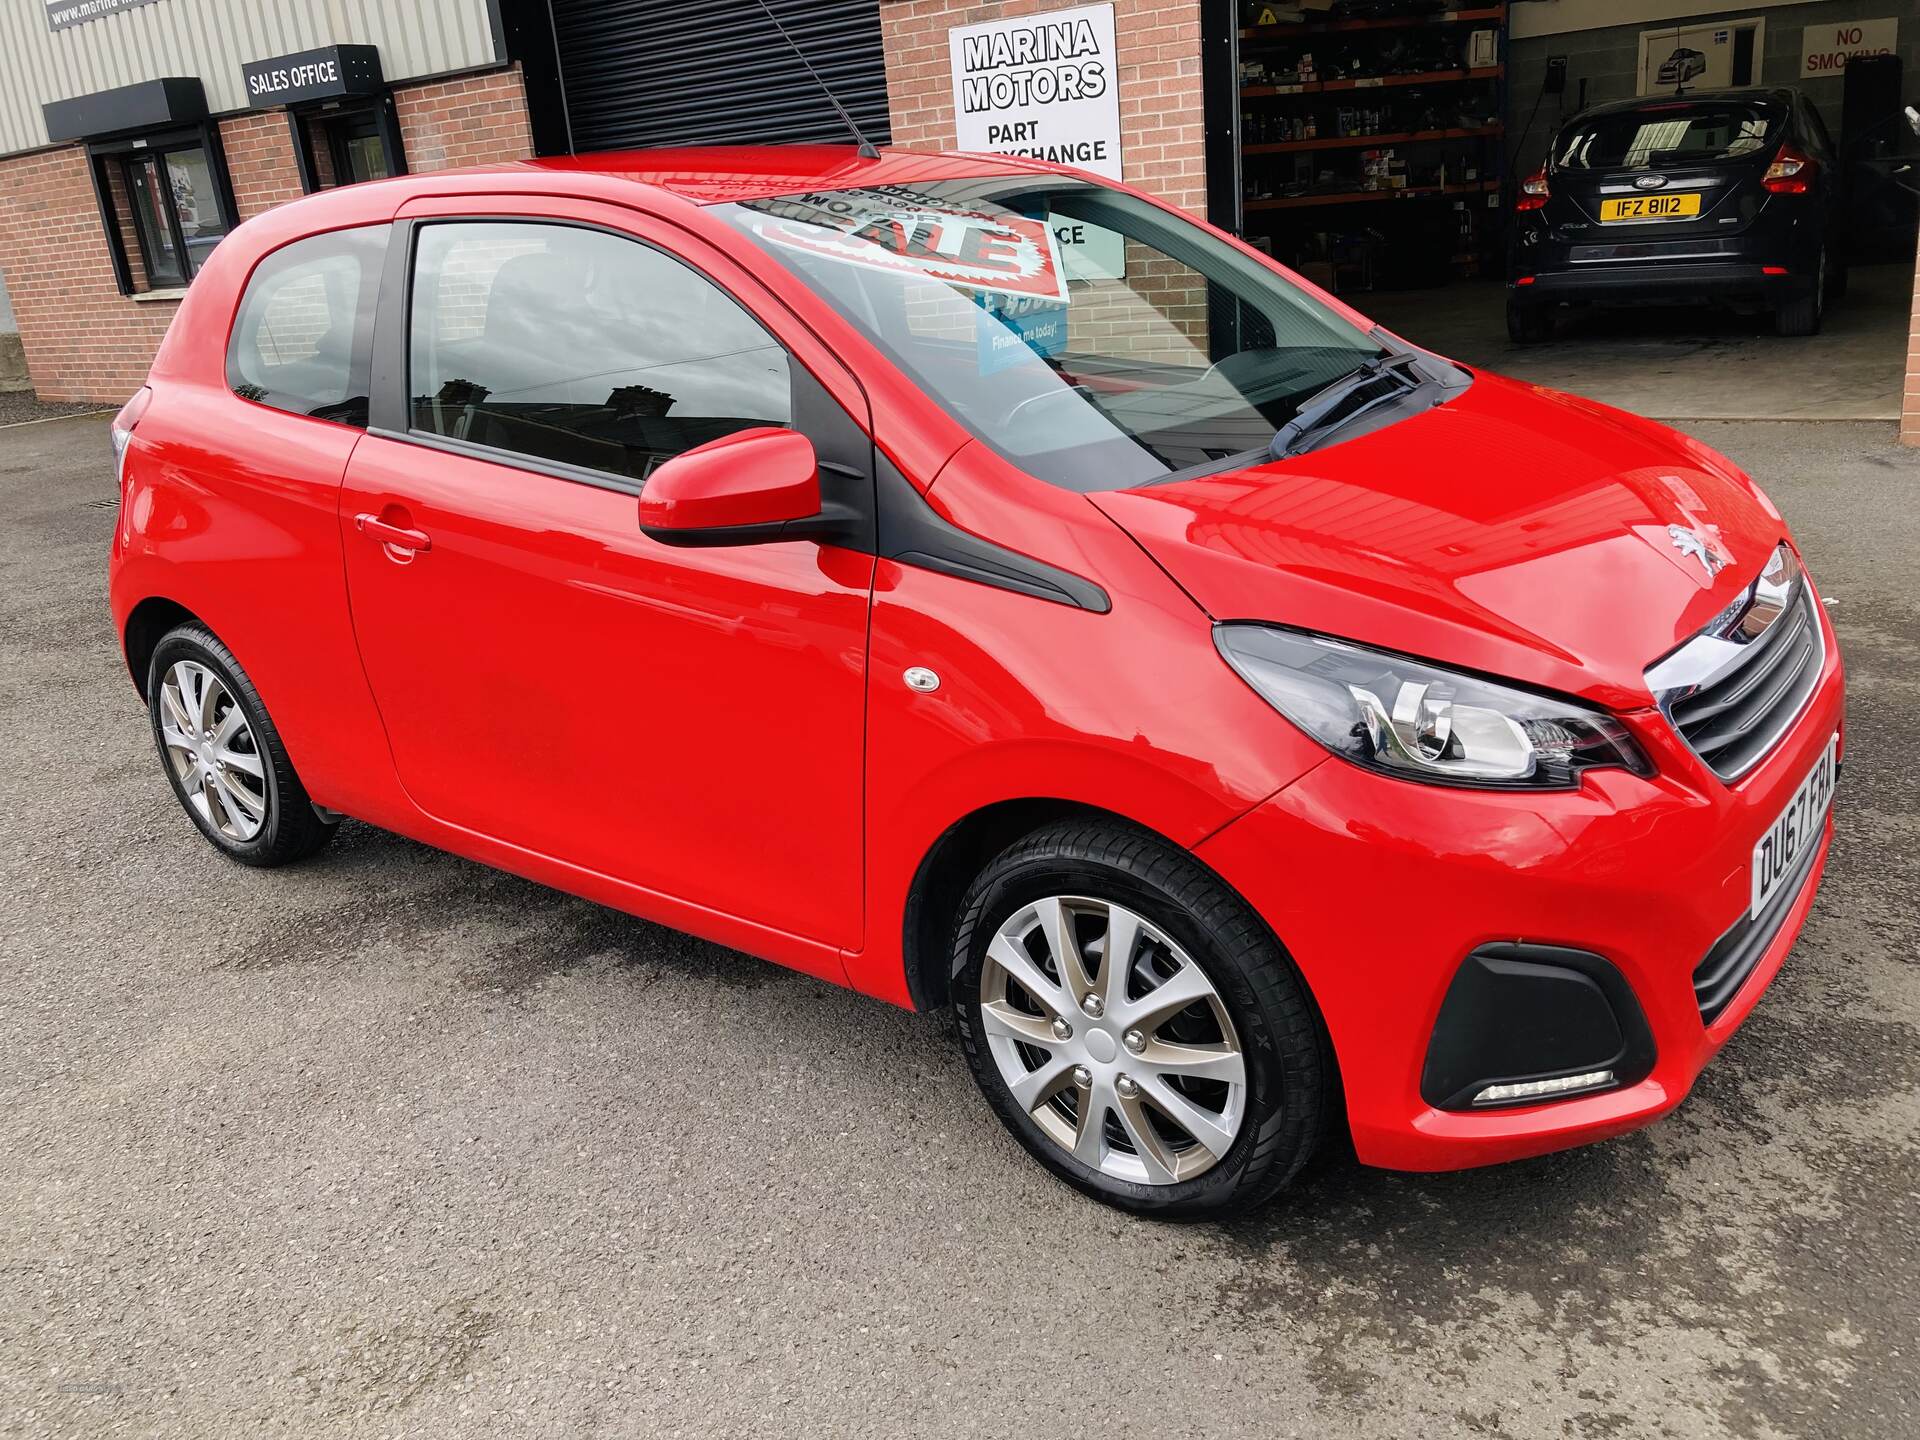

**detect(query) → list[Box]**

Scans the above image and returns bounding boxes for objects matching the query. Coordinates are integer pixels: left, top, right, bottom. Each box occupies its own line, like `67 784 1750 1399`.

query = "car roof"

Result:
1568 88 1797 124
410 144 1067 206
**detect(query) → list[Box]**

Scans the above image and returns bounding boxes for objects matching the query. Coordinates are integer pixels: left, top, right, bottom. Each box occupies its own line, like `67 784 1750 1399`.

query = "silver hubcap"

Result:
979 895 1247 1186
158 660 268 843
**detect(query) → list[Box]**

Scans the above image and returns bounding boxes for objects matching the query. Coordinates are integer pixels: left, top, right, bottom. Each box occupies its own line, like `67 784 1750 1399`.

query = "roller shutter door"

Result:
549 0 892 153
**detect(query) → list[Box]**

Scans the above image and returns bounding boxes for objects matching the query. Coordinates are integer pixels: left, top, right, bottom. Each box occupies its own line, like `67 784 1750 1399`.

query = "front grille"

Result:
1670 586 1822 778
1692 811 1824 1024
1647 545 1824 782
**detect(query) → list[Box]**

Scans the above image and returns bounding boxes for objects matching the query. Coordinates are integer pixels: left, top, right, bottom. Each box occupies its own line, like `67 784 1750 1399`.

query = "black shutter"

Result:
549 0 892 154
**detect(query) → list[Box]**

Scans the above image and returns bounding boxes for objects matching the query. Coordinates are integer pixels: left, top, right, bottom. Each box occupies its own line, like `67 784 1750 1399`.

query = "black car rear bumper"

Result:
1514 261 1812 306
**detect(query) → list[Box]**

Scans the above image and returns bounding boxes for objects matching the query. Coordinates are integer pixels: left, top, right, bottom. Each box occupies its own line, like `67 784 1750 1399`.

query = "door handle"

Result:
354 513 432 553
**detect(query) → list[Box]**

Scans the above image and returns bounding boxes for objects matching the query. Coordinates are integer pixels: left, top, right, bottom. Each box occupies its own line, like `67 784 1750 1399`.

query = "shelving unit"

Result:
1239 5 1505 39
1232 2 1510 291
1244 178 1501 212
1241 64 1502 98
1243 124 1499 158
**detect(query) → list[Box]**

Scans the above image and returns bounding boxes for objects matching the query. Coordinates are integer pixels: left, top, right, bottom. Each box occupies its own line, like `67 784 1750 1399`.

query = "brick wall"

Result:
394 68 536 173
1904 251 1920 446
0 66 534 404
0 147 181 403
220 111 306 221
880 0 1208 218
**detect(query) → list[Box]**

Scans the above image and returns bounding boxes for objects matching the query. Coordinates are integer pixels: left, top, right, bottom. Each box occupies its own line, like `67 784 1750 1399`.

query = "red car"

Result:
108 147 1843 1217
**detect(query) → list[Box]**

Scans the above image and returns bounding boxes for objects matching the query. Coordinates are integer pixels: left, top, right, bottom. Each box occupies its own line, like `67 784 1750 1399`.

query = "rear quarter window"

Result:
226 225 387 425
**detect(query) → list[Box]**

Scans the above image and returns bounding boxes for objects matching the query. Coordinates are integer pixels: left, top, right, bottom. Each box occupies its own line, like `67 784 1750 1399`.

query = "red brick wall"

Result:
393 68 536 173
0 147 181 403
880 0 1208 219
219 111 306 220
0 66 534 403
1904 248 1920 445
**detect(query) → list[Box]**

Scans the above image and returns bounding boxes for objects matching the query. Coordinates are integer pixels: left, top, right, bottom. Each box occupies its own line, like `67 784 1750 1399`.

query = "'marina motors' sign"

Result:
948 3 1122 179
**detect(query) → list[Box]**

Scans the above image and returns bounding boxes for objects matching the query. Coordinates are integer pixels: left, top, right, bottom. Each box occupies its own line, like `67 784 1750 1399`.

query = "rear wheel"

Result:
148 624 336 867
1773 249 1825 336
952 818 1329 1218
1506 294 1554 343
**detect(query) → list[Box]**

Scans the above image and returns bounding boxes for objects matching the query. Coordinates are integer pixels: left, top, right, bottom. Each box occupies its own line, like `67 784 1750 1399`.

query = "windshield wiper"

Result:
1268 350 1427 460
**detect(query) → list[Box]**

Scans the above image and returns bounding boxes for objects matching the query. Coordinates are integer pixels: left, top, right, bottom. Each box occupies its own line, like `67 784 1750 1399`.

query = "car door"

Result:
338 198 875 950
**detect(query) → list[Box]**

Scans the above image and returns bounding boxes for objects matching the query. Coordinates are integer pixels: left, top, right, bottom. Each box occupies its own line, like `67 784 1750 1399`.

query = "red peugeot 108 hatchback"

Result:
109 148 1843 1217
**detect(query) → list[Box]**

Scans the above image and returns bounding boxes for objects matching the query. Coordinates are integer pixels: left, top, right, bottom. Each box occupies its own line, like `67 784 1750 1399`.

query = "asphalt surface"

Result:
2 413 1916 1439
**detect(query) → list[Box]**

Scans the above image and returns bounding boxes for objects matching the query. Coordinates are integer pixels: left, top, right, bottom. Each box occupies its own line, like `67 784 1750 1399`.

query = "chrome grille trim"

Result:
1646 544 1824 783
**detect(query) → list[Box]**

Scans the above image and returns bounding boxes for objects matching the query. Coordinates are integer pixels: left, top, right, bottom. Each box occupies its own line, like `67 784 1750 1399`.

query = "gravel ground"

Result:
0 394 108 428
1 415 1916 1439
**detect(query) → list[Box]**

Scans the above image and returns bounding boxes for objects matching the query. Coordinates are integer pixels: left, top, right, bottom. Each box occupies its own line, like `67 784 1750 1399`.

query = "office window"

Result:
90 129 236 294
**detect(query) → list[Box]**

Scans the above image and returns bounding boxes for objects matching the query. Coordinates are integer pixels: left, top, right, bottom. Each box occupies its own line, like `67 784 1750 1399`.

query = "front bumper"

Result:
1196 616 1844 1172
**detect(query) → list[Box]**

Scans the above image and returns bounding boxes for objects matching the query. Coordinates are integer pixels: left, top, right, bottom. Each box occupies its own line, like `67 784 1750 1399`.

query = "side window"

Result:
407 222 792 484
227 225 386 425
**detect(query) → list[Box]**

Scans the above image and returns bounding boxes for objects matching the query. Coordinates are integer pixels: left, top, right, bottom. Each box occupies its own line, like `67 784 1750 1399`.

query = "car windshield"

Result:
715 179 1382 491
1555 102 1782 170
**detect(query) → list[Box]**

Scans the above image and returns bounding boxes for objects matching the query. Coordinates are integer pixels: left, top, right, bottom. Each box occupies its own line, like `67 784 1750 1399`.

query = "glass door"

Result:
123 153 186 288
336 113 391 183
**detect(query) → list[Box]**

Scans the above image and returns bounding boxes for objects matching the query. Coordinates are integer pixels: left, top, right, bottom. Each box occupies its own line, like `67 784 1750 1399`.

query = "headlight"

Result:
1215 625 1651 789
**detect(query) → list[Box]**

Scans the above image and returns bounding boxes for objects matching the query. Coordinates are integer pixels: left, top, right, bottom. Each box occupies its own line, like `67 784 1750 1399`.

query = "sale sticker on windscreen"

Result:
741 189 1071 303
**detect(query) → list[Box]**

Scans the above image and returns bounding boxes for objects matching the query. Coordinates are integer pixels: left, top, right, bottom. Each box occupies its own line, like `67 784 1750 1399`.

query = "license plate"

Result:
1600 193 1702 221
1751 734 1837 918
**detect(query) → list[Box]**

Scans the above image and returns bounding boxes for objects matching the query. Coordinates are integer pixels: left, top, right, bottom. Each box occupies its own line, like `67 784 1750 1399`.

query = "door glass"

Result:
407 222 792 482
124 154 185 289
340 114 390 182
301 111 393 188
161 145 230 275
344 132 388 182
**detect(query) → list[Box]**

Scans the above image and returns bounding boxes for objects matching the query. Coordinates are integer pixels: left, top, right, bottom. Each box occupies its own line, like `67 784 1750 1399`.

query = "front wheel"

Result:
952 819 1330 1219
147 624 336 867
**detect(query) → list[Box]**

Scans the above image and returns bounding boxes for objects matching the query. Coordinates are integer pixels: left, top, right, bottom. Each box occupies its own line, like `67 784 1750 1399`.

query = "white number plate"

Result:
1751 734 1837 919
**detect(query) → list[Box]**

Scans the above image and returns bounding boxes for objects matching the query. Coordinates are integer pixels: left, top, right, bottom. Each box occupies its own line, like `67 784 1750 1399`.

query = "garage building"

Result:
0 0 1915 439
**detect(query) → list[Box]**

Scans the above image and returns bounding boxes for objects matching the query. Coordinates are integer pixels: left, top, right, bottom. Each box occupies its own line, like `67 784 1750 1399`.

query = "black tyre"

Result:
1773 293 1820 336
1774 249 1825 336
147 623 336 867
1506 295 1554 344
952 818 1330 1219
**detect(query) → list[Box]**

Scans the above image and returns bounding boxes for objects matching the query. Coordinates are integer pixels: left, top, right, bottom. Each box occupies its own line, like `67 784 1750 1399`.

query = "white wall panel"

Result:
0 0 501 156
1514 0 1816 40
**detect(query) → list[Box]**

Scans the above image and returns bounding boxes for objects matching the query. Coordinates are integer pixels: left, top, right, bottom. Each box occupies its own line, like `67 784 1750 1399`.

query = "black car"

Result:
1509 88 1845 340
